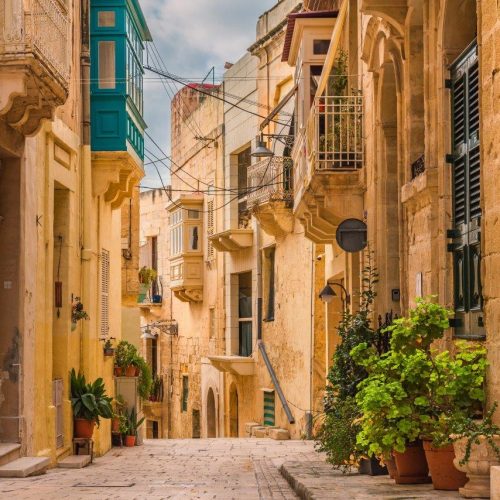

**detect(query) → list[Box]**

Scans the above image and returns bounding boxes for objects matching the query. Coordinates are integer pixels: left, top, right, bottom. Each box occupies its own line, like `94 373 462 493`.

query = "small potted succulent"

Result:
103 338 115 357
124 407 145 447
70 368 112 438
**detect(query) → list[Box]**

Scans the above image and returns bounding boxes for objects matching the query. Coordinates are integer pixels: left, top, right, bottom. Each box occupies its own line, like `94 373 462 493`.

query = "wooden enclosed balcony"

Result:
0 0 70 135
293 95 365 243
247 156 294 238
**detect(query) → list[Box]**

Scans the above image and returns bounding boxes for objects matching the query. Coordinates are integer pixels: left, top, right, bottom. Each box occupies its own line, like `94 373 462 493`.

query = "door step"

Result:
0 443 21 467
58 455 91 469
0 457 50 477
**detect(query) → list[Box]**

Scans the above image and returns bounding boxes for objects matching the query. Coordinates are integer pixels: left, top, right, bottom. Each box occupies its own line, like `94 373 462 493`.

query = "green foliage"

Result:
315 396 362 471
125 407 145 436
450 403 500 465
138 266 157 286
315 257 378 470
134 354 153 400
70 368 112 426
150 375 164 402
115 340 138 368
327 49 348 96
353 298 487 458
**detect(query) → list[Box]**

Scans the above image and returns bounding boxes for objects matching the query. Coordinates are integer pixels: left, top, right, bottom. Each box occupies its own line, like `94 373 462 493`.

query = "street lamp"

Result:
318 282 350 305
251 134 274 158
140 325 157 340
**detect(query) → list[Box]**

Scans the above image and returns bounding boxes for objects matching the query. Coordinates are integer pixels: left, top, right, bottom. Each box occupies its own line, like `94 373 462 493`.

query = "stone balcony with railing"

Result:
247 156 294 238
293 94 365 243
0 0 70 136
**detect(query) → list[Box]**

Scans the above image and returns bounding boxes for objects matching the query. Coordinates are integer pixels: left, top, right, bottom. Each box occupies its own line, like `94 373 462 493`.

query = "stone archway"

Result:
229 384 239 437
207 388 216 438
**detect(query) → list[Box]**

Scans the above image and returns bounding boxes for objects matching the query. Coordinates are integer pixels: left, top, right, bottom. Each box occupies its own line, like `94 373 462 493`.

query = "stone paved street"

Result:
0 439 310 500
0 439 467 500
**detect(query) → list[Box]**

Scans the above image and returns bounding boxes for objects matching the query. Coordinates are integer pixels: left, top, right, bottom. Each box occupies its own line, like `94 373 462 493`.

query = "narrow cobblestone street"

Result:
0 439 309 500
0 439 463 500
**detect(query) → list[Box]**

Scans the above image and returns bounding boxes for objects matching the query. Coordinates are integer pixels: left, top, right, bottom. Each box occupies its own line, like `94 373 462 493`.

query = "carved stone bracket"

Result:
92 151 144 209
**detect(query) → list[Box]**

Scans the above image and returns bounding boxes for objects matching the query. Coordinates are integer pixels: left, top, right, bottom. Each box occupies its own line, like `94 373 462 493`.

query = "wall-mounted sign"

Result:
335 219 367 253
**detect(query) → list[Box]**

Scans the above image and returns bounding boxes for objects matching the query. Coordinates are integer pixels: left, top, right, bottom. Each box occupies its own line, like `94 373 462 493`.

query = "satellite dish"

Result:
336 218 367 253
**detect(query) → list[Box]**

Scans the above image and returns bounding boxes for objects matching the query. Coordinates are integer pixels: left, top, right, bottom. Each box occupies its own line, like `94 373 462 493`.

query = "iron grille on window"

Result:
410 154 425 179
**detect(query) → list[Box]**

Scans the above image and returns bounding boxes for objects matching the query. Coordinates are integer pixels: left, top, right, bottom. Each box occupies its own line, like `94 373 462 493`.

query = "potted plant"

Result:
138 267 157 303
131 353 153 399
103 338 115 357
115 340 138 377
111 395 126 433
353 298 486 489
124 407 145 447
70 368 112 438
450 404 500 498
71 299 89 331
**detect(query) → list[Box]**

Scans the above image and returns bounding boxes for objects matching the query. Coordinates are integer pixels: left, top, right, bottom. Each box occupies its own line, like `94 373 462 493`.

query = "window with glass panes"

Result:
238 272 252 357
449 41 484 338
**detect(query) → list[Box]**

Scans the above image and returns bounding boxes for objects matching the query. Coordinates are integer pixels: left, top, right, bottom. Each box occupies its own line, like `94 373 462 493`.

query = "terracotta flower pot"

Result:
135 366 140 377
111 417 120 433
392 441 431 484
74 418 95 438
453 435 500 498
114 366 123 377
125 365 136 377
385 456 397 479
124 435 136 447
423 441 467 491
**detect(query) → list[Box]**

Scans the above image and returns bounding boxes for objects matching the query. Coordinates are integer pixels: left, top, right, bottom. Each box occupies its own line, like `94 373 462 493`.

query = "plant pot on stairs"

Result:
423 441 467 491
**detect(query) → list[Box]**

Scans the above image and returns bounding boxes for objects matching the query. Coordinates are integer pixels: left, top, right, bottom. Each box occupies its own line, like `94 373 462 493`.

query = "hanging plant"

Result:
72 299 89 325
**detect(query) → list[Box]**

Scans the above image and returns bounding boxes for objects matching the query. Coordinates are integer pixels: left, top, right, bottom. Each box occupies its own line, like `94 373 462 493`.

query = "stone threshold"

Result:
279 460 461 499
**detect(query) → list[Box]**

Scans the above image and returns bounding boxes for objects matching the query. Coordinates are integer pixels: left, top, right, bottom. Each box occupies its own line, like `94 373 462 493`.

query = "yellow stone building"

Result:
0 0 149 469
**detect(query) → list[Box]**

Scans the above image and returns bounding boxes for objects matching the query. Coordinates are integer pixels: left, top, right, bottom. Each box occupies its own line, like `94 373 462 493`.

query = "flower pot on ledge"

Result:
453 435 500 498
124 435 136 447
125 365 136 377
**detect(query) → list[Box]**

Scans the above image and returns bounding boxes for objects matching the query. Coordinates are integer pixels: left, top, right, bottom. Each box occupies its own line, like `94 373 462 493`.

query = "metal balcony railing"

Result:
308 95 363 172
247 156 293 207
1 0 70 83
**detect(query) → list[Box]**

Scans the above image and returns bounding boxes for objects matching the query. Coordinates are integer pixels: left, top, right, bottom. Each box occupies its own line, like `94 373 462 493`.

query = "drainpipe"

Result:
307 240 315 439
80 0 92 372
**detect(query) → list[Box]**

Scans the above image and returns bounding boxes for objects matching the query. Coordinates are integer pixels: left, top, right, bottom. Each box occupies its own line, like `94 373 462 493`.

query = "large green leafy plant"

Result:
352 298 487 458
70 368 113 425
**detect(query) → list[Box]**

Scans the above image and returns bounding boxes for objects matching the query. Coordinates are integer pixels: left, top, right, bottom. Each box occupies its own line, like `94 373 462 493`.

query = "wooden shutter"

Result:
263 391 275 426
206 199 214 260
101 249 110 338
450 41 483 338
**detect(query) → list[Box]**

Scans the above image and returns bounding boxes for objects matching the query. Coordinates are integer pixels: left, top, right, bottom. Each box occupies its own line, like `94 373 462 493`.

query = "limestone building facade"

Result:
0 0 150 467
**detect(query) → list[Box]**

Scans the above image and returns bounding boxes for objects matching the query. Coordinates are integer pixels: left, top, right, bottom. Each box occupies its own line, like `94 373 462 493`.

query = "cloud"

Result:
141 0 274 188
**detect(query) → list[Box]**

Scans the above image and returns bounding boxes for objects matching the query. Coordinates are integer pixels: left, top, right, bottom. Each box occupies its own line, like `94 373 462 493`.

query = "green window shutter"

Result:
263 391 275 426
450 41 484 338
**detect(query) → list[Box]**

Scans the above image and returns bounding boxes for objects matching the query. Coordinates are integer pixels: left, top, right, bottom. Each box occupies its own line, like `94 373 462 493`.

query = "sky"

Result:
140 0 275 188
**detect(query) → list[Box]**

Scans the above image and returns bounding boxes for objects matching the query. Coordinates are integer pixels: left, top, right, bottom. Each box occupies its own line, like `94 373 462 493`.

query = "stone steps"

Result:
58 455 91 469
0 457 50 477
0 443 21 467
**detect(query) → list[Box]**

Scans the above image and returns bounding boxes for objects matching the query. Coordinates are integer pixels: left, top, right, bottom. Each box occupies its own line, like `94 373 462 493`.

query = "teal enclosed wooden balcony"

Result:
90 0 151 206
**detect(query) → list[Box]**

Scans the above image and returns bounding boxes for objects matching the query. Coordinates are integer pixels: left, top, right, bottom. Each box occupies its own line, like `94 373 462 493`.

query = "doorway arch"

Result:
207 388 216 438
229 384 239 437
